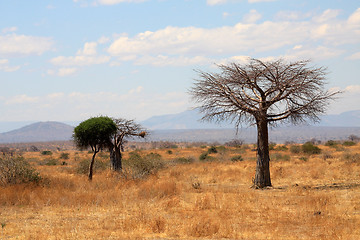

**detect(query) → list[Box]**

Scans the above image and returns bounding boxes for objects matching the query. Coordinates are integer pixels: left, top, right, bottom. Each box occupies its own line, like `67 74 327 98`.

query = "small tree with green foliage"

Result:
73 116 117 180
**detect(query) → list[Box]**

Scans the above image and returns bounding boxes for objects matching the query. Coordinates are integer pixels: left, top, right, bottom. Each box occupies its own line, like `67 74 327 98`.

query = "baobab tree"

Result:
190 58 340 188
110 118 147 171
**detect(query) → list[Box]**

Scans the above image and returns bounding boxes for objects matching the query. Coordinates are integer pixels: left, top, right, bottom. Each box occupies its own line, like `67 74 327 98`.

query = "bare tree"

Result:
190 58 340 188
110 118 147 171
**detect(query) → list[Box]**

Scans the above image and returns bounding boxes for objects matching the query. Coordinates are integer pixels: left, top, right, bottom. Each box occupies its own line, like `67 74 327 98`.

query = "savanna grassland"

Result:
1 141 360 239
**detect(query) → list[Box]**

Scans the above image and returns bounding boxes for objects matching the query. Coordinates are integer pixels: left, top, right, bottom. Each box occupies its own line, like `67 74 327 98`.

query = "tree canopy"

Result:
73 116 117 180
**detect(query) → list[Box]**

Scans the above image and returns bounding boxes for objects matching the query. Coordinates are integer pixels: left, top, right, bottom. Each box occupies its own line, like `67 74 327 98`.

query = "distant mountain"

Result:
142 109 360 130
141 109 233 130
0 121 74 143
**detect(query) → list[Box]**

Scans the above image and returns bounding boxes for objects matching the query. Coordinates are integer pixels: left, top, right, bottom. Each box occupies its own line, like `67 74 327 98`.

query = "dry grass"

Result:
1 143 360 239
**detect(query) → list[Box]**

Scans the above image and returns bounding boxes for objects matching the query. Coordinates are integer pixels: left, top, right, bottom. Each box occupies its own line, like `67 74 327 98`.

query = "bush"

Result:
59 152 70 160
290 145 301 154
41 150 52 156
172 157 195 164
199 152 216 162
230 155 243 162
76 159 108 175
269 143 277 150
207 146 218 154
343 141 356 147
275 145 288 151
302 142 321 154
325 140 338 147
124 152 165 178
44 158 59 166
0 154 42 186
270 153 290 161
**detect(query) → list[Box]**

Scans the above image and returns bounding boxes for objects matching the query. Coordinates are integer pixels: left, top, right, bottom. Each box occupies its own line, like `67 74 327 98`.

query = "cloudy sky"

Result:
1 0 359 124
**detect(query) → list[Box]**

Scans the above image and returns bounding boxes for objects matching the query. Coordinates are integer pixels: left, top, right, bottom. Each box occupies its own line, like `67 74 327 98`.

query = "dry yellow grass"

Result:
1 143 360 239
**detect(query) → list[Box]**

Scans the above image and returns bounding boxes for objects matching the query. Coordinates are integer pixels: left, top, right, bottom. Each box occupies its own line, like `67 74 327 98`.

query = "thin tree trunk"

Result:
110 144 122 171
88 150 98 181
254 118 272 188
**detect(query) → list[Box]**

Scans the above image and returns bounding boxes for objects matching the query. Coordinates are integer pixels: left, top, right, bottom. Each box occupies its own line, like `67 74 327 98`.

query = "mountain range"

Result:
0 109 359 144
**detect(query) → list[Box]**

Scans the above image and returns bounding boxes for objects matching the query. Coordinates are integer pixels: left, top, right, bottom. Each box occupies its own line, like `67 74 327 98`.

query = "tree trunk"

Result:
254 118 272 188
110 144 122 171
88 150 98 181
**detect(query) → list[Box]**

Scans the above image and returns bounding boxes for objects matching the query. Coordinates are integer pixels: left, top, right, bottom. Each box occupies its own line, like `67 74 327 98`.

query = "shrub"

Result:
343 141 356 147
207 146 218 154
44 158 59 166
76 159 108 175
124 152 165 178
0 154 42 186
302 142 321 154
167 150 173 154
271 153 290 161
199 152 215 162
290 145 301 154
224 139 243 147
41 150 52 156
59 152 70 160
275 145 288 151
173 157 195 164
269 143 277 150
325 140 338 147
230 155 243 162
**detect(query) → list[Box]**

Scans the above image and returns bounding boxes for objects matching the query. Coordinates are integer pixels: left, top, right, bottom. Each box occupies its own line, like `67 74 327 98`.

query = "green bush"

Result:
275 145 288 151
124 152 165 178
41 150 52 156
290 145 301 154
0 155 42 186
59 152 70 160
302 142 321 154
325 140 338 147
172 157 195 164
343 141 356 147
199 152 216 162
76 159 108 175
207 146 218 154
44 158 59 166
269 143 277 150
230 155 243 162
270 153 290 161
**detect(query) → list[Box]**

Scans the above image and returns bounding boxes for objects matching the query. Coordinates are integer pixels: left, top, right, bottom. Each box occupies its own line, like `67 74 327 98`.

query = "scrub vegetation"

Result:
0 141 359 239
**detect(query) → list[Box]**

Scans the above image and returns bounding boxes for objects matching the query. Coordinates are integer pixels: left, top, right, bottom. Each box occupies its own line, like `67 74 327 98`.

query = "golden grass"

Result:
1 143 360 239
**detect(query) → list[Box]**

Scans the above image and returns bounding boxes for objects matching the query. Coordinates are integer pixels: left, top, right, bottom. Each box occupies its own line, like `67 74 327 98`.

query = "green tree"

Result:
190 58 340 188
73 116 117 180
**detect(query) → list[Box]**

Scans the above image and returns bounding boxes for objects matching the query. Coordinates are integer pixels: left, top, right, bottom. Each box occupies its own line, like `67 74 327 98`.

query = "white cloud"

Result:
243 9 262 23
248 0 276 3
0 58 20 72
2 27 17 33
50 55 110 66
347 52 360 60
134 55 212 66
328 85 360 114
106 8 359 66
77 42 97 55
207 0 227 6
5 95 39 105
0 33 54 56
58 68 78 76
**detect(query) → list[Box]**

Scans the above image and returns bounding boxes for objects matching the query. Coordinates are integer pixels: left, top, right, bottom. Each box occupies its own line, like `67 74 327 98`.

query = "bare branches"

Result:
190 58 341 126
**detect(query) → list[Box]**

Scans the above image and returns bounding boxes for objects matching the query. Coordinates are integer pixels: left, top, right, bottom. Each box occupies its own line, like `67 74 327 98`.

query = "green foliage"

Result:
44 158 59 166
290 145 301 154
269 143 277 150
59 152 70 160
73 116 117 151
172 157 195 164
199 152 216 162
207 146 218 154
343 141 356 146
325 140 338 147
301 142 321 154
167 150 173 155
230 155 243 162
76 159 108 175
275 145 288 151
41 150 52 156
124 152 165 178
0 154 42 186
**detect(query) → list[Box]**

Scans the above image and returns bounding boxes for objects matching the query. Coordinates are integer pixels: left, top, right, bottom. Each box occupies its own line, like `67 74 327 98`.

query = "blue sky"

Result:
0 0 359 124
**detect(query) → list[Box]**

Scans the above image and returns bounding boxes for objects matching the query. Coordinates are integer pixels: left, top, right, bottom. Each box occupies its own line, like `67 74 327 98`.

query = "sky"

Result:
0 0 359 124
